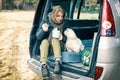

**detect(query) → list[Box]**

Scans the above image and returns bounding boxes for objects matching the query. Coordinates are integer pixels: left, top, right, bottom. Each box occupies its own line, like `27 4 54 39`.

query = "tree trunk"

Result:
0 0 2 11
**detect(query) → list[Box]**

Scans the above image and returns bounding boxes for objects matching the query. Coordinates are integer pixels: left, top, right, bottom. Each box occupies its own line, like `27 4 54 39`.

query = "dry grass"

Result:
0 11 42 80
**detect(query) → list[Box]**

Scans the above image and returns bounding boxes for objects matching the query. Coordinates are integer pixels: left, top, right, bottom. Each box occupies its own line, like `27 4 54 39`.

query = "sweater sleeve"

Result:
36 20 48 41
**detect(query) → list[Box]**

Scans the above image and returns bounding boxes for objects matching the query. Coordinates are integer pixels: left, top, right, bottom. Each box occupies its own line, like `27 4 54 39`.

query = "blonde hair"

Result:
51 6 66 19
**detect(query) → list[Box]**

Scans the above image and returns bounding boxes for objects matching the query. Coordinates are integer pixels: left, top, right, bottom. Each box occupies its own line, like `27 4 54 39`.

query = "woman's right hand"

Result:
42 23 49 32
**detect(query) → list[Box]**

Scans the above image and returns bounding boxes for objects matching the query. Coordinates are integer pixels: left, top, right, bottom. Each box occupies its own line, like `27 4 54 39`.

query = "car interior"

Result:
29 0 101 77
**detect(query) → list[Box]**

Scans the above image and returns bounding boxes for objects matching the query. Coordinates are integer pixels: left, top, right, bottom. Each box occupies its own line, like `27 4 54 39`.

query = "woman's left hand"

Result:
59 32 63 40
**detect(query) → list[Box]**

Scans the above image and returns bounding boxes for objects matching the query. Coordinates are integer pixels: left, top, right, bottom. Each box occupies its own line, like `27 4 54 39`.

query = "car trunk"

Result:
28 0 101 79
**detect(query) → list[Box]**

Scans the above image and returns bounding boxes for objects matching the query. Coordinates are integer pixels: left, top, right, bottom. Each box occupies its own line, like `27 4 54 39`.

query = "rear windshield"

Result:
114 0 120 16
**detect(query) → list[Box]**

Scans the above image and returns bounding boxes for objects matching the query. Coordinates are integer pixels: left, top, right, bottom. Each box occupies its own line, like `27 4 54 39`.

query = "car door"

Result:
29 0 47 58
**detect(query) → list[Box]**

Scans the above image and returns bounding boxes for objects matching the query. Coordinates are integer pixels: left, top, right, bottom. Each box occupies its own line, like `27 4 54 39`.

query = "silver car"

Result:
28 0 120 80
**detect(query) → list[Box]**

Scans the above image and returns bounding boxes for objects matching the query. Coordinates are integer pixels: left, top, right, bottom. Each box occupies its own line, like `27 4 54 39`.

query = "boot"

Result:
54 60 61 74
41 64 49 78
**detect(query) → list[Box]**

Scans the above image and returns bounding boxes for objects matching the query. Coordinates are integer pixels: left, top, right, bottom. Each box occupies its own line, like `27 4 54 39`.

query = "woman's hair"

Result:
51 6 66 19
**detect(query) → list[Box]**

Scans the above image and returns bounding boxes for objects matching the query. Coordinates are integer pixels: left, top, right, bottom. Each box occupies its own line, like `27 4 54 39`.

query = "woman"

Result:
36 5 69 78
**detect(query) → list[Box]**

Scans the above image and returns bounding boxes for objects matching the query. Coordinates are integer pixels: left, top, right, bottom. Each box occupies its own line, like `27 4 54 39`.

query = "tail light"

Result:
101 0 116 36
94 66 103 80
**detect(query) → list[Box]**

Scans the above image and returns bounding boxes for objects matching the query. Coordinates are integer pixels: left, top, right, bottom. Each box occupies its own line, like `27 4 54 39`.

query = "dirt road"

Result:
0 11 42 80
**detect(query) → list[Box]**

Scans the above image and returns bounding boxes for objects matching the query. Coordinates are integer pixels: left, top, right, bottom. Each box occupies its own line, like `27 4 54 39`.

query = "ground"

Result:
0 11 42 80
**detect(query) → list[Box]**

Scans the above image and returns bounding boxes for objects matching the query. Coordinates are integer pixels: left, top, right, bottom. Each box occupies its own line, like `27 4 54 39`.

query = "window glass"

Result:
114 0 120 16
73 0 100 20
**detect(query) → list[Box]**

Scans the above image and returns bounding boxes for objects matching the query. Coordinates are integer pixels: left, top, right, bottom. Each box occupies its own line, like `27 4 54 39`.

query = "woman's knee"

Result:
40 39 49 48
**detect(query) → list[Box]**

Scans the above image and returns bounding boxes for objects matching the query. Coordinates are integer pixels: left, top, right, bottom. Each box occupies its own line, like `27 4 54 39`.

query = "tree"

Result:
0 0 2 11
13 0 23 10
2 0 14 10
1 0 38 10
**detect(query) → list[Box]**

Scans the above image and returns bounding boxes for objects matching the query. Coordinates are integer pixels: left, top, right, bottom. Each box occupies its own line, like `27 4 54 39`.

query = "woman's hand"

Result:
42 23 49 32
58 32 63 40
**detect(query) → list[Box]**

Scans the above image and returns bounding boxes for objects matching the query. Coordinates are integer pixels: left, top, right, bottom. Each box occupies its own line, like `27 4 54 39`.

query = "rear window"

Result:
114 0 120 16
73 0 100 20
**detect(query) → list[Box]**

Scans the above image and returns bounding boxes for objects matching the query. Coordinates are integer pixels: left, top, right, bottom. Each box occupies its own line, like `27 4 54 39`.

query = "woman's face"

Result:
55 11 64 23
